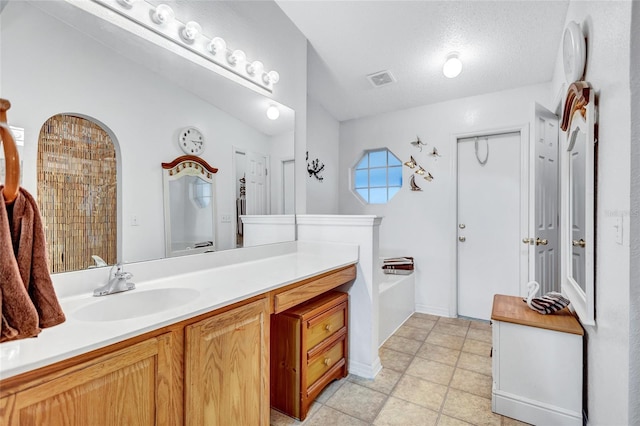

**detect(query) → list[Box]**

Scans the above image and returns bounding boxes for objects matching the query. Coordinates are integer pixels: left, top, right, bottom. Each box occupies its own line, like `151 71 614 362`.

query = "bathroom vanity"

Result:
491 294 584 425
0 242 358 425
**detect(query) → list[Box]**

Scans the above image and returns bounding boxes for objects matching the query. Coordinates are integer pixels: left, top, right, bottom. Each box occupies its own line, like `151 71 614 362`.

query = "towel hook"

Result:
0 98 20 204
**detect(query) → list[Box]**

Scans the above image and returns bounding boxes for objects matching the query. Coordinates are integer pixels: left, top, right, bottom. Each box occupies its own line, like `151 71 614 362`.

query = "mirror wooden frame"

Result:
162 155 219 258
560 82 596 325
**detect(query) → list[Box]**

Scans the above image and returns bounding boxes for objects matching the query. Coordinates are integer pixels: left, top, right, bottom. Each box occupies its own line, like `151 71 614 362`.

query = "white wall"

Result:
306 96 340 214
339 83 550 316
549 2 632 424
628 2 639 424
1 1 306 264
269 130 295 214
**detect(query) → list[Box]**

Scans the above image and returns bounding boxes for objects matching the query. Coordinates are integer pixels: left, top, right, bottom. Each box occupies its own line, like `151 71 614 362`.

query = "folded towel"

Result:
9 187 65 329
524 281 570 315
1 189 40 341
1 186 65 342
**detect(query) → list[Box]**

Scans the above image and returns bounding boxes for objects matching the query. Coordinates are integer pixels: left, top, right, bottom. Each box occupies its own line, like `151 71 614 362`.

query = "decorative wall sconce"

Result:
95 0 280 92
306 151 325 182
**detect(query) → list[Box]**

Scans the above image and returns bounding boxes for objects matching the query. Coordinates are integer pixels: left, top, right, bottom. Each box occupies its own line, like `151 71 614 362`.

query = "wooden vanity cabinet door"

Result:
184 298 269 426
0 334 173 426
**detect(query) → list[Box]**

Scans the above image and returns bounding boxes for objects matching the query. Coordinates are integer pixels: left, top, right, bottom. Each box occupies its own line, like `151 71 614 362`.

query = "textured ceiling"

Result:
276 1 569 121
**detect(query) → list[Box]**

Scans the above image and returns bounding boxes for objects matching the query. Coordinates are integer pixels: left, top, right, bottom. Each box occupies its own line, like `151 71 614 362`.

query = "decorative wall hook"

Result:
409 175 422 191
306 151 325 181
410 136 427 151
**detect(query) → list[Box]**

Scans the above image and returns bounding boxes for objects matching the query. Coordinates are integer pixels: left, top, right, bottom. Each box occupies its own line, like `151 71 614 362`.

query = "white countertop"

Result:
0 241 359 380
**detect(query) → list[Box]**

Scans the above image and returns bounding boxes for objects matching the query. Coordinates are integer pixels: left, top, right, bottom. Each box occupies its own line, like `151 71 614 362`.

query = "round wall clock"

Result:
563 21 586 84
178 127 205 156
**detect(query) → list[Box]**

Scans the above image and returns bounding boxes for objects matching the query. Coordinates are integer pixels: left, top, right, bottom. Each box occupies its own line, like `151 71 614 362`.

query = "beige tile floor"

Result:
270 313 531 426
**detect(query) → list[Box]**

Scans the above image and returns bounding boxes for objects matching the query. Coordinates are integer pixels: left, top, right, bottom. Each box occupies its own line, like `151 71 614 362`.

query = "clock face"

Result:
179 127 205 156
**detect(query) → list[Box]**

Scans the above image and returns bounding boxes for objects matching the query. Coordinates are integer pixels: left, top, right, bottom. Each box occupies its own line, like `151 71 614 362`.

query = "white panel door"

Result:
531 104 560 294
457 132 522 320
246 151 268 215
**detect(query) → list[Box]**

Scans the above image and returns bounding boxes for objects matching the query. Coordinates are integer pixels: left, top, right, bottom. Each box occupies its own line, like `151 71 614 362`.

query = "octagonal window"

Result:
353 148 402 204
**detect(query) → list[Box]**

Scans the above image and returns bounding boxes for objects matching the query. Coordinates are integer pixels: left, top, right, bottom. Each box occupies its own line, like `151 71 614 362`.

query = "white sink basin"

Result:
73 288 201 322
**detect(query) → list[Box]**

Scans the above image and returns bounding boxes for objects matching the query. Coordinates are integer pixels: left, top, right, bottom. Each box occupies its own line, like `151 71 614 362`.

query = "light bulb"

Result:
181 21 201 42
443 53 462 78
266 105 280 120
208 37 226 56
151 4 174 25
246 61 264 76
227 49 246 66
262 70 280 85
267 70 279 84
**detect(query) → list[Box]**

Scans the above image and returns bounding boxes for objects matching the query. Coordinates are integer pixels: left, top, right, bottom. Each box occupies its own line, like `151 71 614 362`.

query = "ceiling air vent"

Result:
366 70 396 88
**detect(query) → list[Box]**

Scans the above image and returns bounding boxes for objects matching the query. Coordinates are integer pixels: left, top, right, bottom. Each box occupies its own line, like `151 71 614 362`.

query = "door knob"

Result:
522 238 533 245
459 223 466 229
572 239 586 247
535 238 548 246
458 236 466 242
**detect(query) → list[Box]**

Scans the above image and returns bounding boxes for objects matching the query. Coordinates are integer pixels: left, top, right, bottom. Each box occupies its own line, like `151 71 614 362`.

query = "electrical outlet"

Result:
221 214 232 223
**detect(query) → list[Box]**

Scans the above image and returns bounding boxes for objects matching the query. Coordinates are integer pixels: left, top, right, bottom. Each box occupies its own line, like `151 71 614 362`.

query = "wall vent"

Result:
366 70 396 88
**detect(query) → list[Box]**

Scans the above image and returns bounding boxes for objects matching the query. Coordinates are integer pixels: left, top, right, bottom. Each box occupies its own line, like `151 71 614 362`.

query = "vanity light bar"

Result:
92 0 279 93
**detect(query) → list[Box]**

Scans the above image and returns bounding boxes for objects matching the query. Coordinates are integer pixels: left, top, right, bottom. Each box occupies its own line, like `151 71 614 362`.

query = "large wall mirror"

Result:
560 82 596 325
0 1 295 273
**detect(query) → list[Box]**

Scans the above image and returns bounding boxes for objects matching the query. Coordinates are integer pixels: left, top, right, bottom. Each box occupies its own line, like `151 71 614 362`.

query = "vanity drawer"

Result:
271 290 349 421
306 302 346 350
306 335 346 388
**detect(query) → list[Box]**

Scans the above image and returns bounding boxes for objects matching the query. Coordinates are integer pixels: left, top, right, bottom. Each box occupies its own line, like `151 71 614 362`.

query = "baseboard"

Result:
349 356 382 380
415 303 451 318
492 389 582 426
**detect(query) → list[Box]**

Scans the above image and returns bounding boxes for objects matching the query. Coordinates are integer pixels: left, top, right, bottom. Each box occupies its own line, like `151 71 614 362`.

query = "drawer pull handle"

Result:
324 358 331 366
325 324 332 332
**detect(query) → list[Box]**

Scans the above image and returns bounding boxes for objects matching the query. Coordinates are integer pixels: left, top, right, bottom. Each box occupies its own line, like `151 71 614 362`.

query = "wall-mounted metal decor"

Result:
306 151 325 181
403 135 439 186
409 175 422 191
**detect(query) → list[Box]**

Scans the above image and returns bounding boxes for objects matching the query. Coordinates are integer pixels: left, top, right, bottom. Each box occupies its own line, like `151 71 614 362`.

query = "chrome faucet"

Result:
93 263 135 296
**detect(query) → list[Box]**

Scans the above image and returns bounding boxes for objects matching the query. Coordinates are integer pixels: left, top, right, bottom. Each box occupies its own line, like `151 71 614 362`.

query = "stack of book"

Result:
381 257 414 275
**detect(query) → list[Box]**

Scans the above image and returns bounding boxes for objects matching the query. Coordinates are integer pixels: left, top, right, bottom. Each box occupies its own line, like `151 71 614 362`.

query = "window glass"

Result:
352 148 402 204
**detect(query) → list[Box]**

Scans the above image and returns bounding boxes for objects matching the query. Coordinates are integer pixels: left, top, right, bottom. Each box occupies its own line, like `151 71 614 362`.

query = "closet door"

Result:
457 132 523 320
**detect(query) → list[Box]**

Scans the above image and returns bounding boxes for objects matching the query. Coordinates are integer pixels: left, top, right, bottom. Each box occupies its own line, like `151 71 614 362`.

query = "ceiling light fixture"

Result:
443 52 462 78
266 105 280 120
98 0 279 92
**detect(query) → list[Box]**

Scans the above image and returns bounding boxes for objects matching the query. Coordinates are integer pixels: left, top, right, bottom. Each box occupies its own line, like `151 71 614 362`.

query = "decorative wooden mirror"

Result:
162 155 218 257
560 82 596 325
